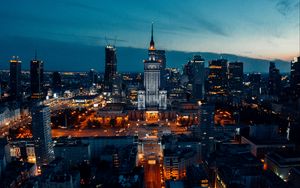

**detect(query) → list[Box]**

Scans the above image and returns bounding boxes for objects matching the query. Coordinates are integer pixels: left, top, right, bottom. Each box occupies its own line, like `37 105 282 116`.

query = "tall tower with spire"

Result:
148 23 156 61
30 51 44 100
138 24 167 110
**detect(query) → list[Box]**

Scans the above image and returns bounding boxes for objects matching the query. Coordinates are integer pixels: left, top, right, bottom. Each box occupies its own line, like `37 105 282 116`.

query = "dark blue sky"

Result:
0 0 299 71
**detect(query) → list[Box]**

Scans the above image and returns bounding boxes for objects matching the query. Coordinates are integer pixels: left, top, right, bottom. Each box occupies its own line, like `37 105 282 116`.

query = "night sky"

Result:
0 0 299 71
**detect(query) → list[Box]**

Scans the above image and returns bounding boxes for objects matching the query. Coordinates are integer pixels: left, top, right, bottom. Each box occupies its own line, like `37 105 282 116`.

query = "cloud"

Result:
194 17 229 36
275 0 299 16
153 8 229 37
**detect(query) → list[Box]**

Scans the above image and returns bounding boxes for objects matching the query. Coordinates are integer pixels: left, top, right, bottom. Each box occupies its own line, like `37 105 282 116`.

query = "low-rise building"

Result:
1 161 37 187
265 151 300 181
241 136 295 159
54 140 91 166
164 148 197 180
6 140 36 163
0 104 21 128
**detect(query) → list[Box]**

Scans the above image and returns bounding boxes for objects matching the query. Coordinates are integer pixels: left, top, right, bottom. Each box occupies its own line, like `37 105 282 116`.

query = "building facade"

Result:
228 62 243 95
191 55 205 99
30 57 44 100
31 104 54 166
207 59 228 98
104 45 117 90
9 56 22 100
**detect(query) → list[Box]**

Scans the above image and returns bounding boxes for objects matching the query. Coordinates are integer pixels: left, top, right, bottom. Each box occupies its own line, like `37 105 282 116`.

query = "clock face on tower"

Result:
146 64 159 70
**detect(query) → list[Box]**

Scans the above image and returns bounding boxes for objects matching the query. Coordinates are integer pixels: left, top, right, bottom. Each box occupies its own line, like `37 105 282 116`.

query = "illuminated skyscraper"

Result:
207 59 228 96
198 103 215 159
9 56 22 100
228 62 243 95
138 24 167 110
32 104 54 166
88 69 98 86
104 45 117 90
191 55 205 99
30 55 44 100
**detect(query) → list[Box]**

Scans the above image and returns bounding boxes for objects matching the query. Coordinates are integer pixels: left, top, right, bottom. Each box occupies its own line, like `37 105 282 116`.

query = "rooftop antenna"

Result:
151 22 154 40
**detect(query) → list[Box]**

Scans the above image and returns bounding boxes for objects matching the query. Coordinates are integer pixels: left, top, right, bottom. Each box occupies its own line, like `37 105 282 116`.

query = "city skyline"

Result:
1 1 300 187
0 0 299 67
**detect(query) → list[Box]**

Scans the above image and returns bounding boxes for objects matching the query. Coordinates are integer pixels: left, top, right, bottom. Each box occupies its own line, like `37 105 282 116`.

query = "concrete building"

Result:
265 151 300 181
54 140 91 166
61 136 137 159
40 158 80 188
6 140 36 163
208 144 264 188
163 148 197 180
241 125 295 159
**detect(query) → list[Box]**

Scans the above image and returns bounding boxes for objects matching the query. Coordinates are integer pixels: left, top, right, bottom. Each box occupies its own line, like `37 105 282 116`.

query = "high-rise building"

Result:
249 73 262 96
52 71 62 94
30 56 44 100
291 56 300 98
198 103 215 159
228 62 243 94
9 56 22 101
111 74 123 102
88 69 98 86
191 55 205 99
207 59 228 96
104 45 117 90
268 62 281 96
31 104 54 166
138 23 167 110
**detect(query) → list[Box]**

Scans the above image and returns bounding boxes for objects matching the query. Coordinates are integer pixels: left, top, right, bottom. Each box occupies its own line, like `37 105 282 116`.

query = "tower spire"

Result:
149 22 155 50
151 22 153 42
